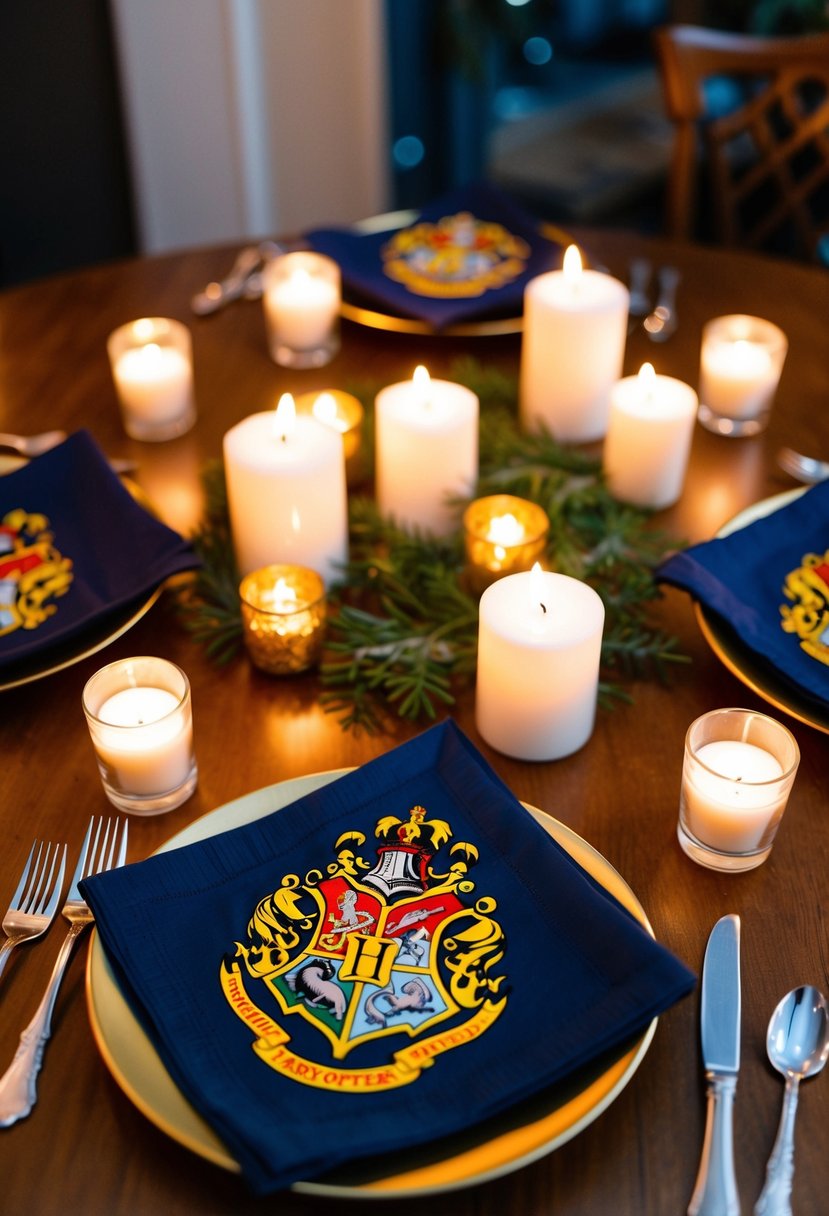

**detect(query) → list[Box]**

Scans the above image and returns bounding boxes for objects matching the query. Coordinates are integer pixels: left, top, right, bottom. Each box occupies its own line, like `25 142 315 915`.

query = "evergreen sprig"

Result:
176 358 688 733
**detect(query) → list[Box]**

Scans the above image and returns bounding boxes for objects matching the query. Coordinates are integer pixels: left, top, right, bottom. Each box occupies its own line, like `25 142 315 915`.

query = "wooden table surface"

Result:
0 228 827 1216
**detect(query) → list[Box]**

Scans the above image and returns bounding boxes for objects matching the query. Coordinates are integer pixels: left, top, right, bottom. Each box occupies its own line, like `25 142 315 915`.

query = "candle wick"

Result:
540 602 547 614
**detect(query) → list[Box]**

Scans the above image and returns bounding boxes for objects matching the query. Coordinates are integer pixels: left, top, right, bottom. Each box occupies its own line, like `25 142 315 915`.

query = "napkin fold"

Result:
657 483 829 710
82 721 694 1195
0 430 198 671
305 182 564 329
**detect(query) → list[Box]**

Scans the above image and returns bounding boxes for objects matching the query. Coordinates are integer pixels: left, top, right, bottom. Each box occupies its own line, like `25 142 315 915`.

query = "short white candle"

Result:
94 686 193 797
114 343 192 424
520 245 629 443
603 363 698 508
264 266 339 350
682 740 786 854
476 565 605 760
223 393 348 585
700 337 777 420
375 365 478 536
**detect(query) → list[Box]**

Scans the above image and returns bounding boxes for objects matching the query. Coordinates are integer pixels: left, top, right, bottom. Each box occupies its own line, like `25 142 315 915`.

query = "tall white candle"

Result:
94 686 193 796
476 566 605 760
520 246 629 443
603 363 698 508
223 394 348 585
682 740 786 854
375 365 478 536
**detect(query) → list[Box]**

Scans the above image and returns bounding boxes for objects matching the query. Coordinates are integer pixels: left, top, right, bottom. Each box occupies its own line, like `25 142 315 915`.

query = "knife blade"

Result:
688 913 742 1216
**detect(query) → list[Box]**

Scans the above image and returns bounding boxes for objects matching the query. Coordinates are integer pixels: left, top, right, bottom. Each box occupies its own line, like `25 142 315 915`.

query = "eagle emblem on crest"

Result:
381 211 530 299
780 549 829 666
0 509 73 638
221 804 508 1093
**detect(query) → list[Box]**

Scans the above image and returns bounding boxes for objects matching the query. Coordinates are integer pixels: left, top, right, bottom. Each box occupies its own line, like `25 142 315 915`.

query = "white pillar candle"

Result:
520 246 629 443
603 363 698 508
476 566 605 761
375 365 479 536
223 393 348 585
682 740 786 854
107 317 196 441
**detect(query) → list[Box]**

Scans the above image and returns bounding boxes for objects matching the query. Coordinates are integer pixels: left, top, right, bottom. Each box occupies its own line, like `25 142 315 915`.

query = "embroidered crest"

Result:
0 509 73 638
222 804 507 1092
780 549 829 665
381 211 530 299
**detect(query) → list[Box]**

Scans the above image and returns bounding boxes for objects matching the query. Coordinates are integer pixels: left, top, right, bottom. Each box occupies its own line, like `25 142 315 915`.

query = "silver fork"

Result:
644 265 681 342
777 446 829 484
0 842 67 982
0 816 128 1126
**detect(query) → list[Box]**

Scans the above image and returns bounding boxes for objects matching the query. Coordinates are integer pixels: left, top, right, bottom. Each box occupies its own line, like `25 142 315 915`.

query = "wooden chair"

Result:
653 24 829 261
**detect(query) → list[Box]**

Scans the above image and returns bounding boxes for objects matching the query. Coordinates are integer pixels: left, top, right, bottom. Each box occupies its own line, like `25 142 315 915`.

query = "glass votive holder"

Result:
294 389 365 485
261 251 341 369
82 657 198 816
678 707 800 872
240 564 327 675
463 495 549 593
698 314 788 437
107 317 197 441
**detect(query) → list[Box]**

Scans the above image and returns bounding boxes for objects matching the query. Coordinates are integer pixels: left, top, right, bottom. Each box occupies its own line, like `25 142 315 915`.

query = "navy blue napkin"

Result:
82 721 694 1195
0 430 197 670
306 182 564 330
657 483 829 710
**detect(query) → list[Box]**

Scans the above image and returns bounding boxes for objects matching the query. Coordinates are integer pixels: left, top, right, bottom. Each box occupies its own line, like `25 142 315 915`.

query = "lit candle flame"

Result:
273 392 296 441
312 392 346 432
530 561 547 616
638 361 656 403
486 513 525 548
133 317 156 342
263 577 298 613
413 364 432 409
562 245 583 284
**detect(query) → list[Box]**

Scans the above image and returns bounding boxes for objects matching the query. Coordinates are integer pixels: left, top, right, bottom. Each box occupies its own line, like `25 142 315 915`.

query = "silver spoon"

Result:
643 265 680 342
754 985 829 1216
0 430 68 457
777 446 829 484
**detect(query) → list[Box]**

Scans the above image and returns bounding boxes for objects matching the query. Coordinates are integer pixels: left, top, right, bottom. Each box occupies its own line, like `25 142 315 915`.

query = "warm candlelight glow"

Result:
263 577 298 612
562 244 583 283
108 316 196 442
240 564 327 675
487 513 525 553
413 364 432 408
312 392 345 431
133 317 156 342
273 392 297 441
463 494 548 590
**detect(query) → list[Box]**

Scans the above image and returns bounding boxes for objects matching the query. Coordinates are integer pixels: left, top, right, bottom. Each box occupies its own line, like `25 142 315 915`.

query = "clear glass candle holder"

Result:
698 314 788 437
83 657 198 816
678 708 799 872
463 495 549 593
107 317 197 441
262 251 341 369
240 564 327 674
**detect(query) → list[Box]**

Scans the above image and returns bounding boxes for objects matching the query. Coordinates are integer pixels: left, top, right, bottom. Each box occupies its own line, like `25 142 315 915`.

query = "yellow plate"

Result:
339 217 574 338
86 770 657 1199
694 488 829 735
0 454 165 692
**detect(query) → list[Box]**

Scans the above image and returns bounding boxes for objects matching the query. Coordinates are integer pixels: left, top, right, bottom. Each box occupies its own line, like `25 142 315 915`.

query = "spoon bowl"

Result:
754 985 829 1215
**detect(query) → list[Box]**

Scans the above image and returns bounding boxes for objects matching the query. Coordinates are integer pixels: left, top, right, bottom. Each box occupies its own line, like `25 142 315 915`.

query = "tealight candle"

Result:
603 363 698 508
107 317 196 441
520 245 629 443
240 564 326 675
82 657 197 815
223 393 348 586
678 708 800 871
375 365 479 536
294 388 364 484
262 251 341 368
463 494 549 591
476 565 605 760
698 314 787 436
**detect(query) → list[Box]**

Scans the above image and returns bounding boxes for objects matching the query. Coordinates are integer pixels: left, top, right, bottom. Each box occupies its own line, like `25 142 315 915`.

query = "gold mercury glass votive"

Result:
463 495 550 592
239 564 327 675
294 389 365 485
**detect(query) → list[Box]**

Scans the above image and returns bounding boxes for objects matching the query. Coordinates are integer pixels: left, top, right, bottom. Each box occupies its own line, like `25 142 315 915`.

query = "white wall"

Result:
110 0 390 253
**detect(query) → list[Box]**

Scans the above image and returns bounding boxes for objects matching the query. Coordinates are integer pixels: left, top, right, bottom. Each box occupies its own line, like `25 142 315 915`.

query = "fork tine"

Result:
39 847 67 920
8 841 38 912
114 820 128 870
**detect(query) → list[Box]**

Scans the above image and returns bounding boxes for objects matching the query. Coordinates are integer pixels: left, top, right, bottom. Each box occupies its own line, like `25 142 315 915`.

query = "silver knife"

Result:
688 913 742 1216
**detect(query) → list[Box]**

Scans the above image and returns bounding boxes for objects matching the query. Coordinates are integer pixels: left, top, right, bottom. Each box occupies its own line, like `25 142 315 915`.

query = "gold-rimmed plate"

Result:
0 454 165 693
86 770 657 1199
338 215 574 338
694 488 829 735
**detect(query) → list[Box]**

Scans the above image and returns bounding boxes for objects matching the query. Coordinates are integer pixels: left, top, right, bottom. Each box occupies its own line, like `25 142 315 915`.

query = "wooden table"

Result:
0 230 827 1215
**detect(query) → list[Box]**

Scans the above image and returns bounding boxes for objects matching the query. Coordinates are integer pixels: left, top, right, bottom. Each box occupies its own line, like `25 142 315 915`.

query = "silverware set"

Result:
690 916 829 1216
628 258 680 341
190 239 282 315
0 816 128 1127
